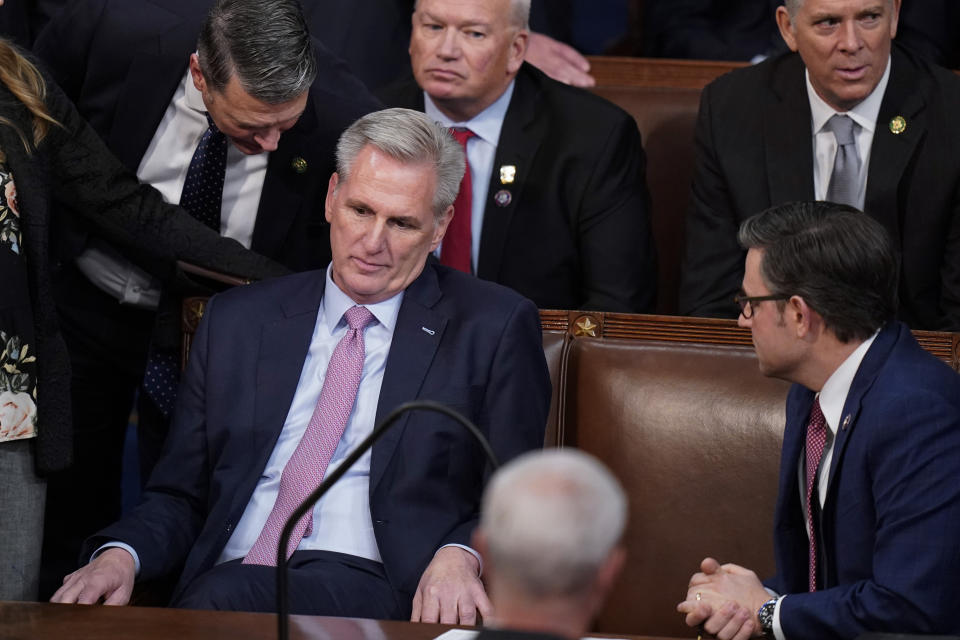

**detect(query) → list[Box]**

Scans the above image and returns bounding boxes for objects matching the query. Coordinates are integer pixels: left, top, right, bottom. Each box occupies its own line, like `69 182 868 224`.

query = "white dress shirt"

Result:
218 268 401 563
75 68 268 309
771 331 879 640
807 57 891 212
423 81 515 273
105 267 480 573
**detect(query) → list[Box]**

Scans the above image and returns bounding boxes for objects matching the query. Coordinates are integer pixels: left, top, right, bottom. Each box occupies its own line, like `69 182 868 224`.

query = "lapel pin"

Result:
499 165 516 185
889 116 906 135
841 414 851 431
291 157 308 174
494 189 512 207
421 326 435 336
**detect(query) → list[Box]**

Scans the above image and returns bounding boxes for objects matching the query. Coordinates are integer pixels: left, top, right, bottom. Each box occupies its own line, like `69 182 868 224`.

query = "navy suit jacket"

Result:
679 45 960 331
33 0 381 272
766 322 960 639
382 63 656 313
88 263 551 608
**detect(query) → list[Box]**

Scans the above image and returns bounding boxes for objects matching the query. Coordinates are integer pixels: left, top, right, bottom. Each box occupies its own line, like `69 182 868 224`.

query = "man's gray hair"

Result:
336 108 466 218
197 0 317 104
414 0 530 30
482 449 628 597
783 0 893 18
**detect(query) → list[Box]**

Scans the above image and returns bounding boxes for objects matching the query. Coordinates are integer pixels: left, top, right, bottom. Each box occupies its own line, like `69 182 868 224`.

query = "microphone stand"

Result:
275 400 499 640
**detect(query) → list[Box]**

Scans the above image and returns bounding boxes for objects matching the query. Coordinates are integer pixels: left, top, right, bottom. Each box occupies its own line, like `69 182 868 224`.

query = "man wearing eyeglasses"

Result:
677 201 960 640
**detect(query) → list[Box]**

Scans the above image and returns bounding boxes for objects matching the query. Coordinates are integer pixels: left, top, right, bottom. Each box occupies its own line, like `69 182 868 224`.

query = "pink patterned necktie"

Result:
243 305 375 566
805 398 827 591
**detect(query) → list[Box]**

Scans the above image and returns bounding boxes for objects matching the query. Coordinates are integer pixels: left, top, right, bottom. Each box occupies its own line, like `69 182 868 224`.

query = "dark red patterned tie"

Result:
805 398 827 591
440 128 476 273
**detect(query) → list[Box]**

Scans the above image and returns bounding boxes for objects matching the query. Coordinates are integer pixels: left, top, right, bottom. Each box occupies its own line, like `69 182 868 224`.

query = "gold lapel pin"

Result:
841 414 852 431
889 116 907 135
499 164 516 185
292 157 308 174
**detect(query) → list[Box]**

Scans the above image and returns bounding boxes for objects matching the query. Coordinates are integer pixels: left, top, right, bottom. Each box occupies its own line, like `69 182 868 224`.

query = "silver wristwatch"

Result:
757 597 778 636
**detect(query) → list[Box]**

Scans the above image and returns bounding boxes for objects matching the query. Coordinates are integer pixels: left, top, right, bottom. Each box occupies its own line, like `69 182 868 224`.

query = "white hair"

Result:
481 449 627 597
784 0 894 18
414 0 530 30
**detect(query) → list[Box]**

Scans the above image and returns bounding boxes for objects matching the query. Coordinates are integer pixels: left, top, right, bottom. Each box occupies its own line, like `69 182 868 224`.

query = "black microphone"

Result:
275 400 500 640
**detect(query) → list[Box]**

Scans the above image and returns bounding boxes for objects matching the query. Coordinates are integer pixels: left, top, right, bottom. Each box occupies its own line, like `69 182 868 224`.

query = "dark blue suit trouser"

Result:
173 550 407 619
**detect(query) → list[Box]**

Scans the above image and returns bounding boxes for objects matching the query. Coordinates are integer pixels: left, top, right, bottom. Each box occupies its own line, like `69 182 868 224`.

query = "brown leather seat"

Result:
561 336 788 636
590 85 702 315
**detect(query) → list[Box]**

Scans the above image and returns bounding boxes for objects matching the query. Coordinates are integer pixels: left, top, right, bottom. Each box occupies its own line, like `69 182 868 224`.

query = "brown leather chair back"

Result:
589 86 702 315
561 336 788 636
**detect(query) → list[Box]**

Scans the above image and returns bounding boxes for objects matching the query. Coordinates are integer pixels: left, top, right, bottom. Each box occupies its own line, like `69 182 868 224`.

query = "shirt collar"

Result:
807 54 890 136
321 266 404 334
423 80 515 147
817 330 879 436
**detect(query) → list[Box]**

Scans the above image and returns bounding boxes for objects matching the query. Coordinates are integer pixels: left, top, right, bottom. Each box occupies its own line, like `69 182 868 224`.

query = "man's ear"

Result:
188 53 206 93
775 5 799 52
589 546 626 616
430 205 454 251
470 529 488 559
507 29 529 74
324 173 340 224
889 0 902 38
789 295 822 340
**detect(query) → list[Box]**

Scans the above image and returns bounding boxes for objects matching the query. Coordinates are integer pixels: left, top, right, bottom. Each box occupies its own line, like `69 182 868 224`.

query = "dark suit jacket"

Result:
382 63 656 313
88 262 551 609
766 322 960 639
680 46 960 331
33 0 381 273
302 0 413 93
0 53 284 474
896 0 960 70
0 0 63 47
642 0 782 61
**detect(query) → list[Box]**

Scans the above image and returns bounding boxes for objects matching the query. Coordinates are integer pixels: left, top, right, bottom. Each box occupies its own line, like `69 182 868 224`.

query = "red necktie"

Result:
243 305 375 566
440 128 476 273
805 398 827 591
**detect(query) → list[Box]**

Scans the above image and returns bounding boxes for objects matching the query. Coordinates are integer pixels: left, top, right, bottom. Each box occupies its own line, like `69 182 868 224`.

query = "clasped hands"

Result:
676 557 772 640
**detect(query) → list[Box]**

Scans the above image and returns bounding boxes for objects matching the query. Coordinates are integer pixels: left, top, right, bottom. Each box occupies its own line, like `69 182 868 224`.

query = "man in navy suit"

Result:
677 201 960 640
32 0 381 595
52 108 551 624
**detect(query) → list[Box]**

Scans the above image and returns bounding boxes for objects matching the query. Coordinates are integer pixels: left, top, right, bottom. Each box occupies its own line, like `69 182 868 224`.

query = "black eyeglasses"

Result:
733 293 790 319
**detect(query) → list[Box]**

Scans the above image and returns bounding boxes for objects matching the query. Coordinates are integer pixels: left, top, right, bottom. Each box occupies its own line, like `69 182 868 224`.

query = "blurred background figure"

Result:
472 449 628 640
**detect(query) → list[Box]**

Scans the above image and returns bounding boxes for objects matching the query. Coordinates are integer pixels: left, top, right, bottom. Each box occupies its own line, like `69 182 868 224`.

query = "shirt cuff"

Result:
772 594 787 640
438 543 483 576
93 542 142 576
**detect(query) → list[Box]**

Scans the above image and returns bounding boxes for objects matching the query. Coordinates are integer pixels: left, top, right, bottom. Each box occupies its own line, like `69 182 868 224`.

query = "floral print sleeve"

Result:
0 167 21 255
0 163 38 443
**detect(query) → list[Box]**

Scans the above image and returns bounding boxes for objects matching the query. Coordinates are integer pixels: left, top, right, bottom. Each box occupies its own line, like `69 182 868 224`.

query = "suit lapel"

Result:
108 7 195 170
764 55 816 204
865 49 926 247
229 274 326 513
369 264 447 493
476 65 547 281
250 101 319 258
824 324 899 498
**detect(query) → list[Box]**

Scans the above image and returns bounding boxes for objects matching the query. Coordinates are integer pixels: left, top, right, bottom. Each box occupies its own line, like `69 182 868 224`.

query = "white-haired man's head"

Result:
474 449 627 635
